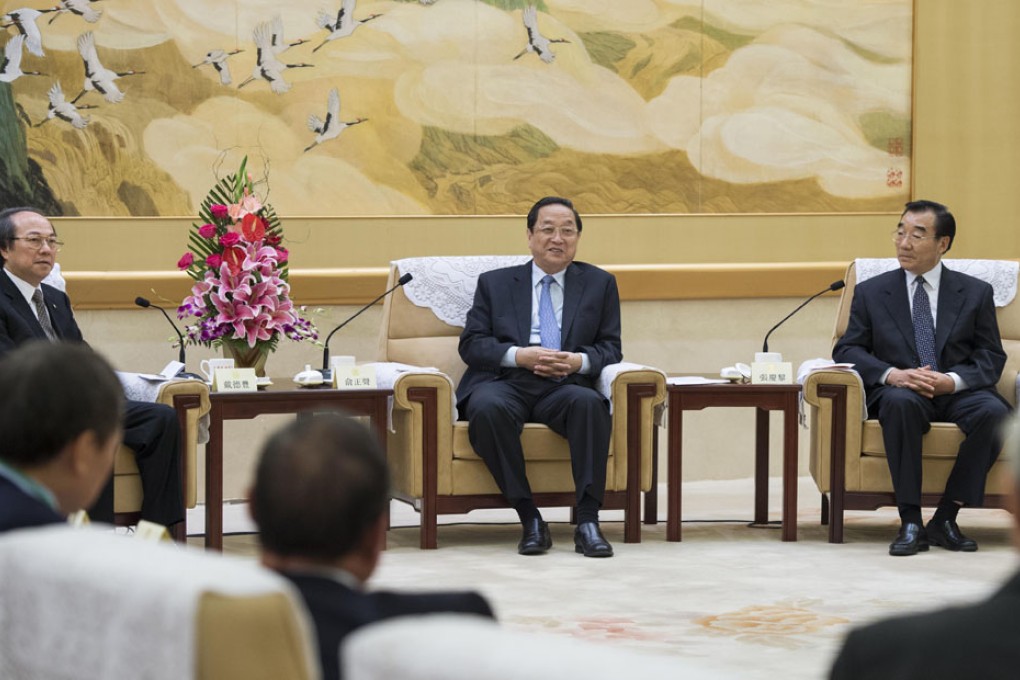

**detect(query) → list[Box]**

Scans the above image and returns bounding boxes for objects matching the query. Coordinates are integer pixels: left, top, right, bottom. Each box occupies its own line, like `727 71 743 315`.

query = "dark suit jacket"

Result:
0 269 83 353
830 570 1020 680
0 475 64 533
832 266 1006 399
283 571 495 680
456 260 622 405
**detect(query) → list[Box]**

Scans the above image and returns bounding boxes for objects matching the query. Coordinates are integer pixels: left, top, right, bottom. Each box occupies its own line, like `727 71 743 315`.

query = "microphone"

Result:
135 297 203 380
762 280 846 353
321 272 413 377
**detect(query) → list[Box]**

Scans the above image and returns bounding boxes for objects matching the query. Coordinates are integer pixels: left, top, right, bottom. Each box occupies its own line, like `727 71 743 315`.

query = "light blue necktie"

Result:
912 277 938 371
538 275 560 351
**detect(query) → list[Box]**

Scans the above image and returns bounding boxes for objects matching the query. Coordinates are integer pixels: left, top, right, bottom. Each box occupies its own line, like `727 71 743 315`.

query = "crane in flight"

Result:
47 0 102 25
37 81 96 129
238 19 313 94
73 31 144 103
513 5 569 64
1 7 56 57
0 35 46 82
312 0 382 53
304 87 367 152
193 48 244 86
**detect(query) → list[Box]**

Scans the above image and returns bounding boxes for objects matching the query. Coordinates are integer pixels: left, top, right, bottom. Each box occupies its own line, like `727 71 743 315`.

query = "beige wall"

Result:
51 1 1020 501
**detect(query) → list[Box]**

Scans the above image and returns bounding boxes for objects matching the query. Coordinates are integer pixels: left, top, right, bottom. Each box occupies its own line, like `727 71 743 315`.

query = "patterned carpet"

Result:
205 477 1018 679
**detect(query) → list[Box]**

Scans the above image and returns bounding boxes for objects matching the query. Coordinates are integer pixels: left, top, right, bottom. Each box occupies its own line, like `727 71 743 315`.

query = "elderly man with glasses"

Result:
833 200 1011 556
0 206 185 534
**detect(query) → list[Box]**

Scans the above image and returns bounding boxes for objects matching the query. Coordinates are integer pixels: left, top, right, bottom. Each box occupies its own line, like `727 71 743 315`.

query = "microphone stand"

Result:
762 280 846 353
321 273 414 381
135 297 204 380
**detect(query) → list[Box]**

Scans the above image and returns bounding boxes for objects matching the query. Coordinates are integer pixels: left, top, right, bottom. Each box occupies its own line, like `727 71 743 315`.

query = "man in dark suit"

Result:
457 196 622 557
250 414 495 680
0 342 125 533
833 200 1010 556
829 413 1020 679
0 206 184 530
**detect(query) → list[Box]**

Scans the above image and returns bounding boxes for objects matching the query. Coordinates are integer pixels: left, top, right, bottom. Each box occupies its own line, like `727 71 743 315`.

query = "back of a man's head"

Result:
0 342 124 468
252 413 390 562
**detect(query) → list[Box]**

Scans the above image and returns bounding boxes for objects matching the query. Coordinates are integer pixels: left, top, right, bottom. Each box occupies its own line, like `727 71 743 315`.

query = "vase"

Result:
223 343 269 378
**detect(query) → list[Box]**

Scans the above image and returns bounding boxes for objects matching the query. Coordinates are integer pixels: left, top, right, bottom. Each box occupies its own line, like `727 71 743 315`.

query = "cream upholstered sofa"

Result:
375 257 666 549
803 260 1020 542
0 526 318 680
113 380 211 540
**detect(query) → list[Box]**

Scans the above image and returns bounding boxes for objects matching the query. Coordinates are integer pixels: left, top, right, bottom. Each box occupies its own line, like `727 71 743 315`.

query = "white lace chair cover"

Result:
394 255 531 326
854 258 1018 306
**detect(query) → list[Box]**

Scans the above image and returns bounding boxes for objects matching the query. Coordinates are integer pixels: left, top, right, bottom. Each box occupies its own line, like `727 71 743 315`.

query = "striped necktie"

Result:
31 289 57 341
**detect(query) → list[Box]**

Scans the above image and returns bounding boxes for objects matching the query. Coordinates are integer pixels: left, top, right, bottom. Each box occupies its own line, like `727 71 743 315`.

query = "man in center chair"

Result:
457 196 622 557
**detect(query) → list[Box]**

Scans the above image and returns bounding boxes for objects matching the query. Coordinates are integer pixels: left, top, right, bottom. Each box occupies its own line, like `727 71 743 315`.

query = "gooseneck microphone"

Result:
322 272 413 373
762 280 846 353
135 296 203 379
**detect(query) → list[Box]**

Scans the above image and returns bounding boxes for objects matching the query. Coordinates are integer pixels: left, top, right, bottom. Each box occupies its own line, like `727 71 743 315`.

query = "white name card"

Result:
333 364 377 390
751 361 794 385
213 367 258 392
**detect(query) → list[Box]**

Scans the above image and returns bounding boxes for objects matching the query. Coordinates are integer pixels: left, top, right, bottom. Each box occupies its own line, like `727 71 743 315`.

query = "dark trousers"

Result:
869 386 1010 507
461 369 611 505
88 400 184 527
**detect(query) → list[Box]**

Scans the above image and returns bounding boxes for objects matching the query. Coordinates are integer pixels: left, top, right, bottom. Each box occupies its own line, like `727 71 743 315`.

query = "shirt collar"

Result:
3 267 43 307
908 261 943 291
0 459 60 513
531 262 566 288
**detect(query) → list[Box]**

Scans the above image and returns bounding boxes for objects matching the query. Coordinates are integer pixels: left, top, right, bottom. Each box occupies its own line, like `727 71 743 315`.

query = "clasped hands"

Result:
517 346 581 379
886 366 954 398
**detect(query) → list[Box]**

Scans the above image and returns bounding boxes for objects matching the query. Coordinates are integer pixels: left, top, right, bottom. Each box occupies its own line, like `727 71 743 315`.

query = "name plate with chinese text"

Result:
213 368 258 392
333 365 377 390
751 361 794 385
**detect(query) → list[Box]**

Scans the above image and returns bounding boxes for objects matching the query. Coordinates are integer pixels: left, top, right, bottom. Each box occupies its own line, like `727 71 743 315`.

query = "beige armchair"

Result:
376 260 666 549
113 380 211 540
803 261 1020 542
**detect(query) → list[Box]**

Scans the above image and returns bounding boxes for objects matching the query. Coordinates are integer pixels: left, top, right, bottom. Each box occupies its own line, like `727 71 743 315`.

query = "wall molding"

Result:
65 262 857 309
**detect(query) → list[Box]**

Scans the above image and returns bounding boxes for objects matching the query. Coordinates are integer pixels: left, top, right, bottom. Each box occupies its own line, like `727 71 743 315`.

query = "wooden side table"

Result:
666 382 802 542
203 384 392 551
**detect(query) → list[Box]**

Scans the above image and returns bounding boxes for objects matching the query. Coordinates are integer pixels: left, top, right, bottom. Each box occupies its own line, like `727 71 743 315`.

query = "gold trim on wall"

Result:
65 262 857 310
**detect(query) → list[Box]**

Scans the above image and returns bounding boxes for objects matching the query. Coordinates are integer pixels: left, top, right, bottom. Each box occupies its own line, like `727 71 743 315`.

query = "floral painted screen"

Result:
0 0 911 217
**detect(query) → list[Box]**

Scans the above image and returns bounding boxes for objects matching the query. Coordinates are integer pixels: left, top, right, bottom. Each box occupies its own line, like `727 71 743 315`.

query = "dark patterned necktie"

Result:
31 289 57 341
538 275 560 350
912 277 938 371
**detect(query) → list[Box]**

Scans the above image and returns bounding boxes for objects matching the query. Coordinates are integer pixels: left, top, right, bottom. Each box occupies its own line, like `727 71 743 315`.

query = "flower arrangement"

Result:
176 157 316 366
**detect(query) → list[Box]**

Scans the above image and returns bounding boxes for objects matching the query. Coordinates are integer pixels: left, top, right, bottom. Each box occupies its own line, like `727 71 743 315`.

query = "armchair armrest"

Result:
153 380 211 509
605 365 666 495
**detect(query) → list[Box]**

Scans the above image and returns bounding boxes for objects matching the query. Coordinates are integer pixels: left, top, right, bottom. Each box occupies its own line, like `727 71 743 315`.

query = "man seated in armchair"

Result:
833 200 1011 556
457 196 622 557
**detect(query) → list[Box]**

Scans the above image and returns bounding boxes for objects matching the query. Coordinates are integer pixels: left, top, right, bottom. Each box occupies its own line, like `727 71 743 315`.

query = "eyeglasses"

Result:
535 226 578 238
891 229 937 244
12 236 63 251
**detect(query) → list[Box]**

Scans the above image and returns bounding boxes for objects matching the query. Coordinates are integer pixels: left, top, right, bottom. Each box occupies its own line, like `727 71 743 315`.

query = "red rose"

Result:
265 233 282 246
241 212 266 242
223 246 245 275
177 252 194 269
220 232 241 247
206 253 223 269
198 223 217 239
210 204 229 221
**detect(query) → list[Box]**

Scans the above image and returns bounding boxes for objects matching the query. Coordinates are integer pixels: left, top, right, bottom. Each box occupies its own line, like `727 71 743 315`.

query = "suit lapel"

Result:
934 266 964 358
0 271 47 340
512 263 532 345
561 263 582 344
879 269 917 354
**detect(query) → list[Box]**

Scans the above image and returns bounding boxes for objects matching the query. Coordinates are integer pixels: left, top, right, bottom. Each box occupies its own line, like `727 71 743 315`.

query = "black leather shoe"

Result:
926 518 978 552
517 518 552 555
889 522 929 556
574 522 613 558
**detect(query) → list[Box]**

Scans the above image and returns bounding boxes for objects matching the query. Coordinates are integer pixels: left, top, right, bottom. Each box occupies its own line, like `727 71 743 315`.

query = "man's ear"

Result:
66 431 101 477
